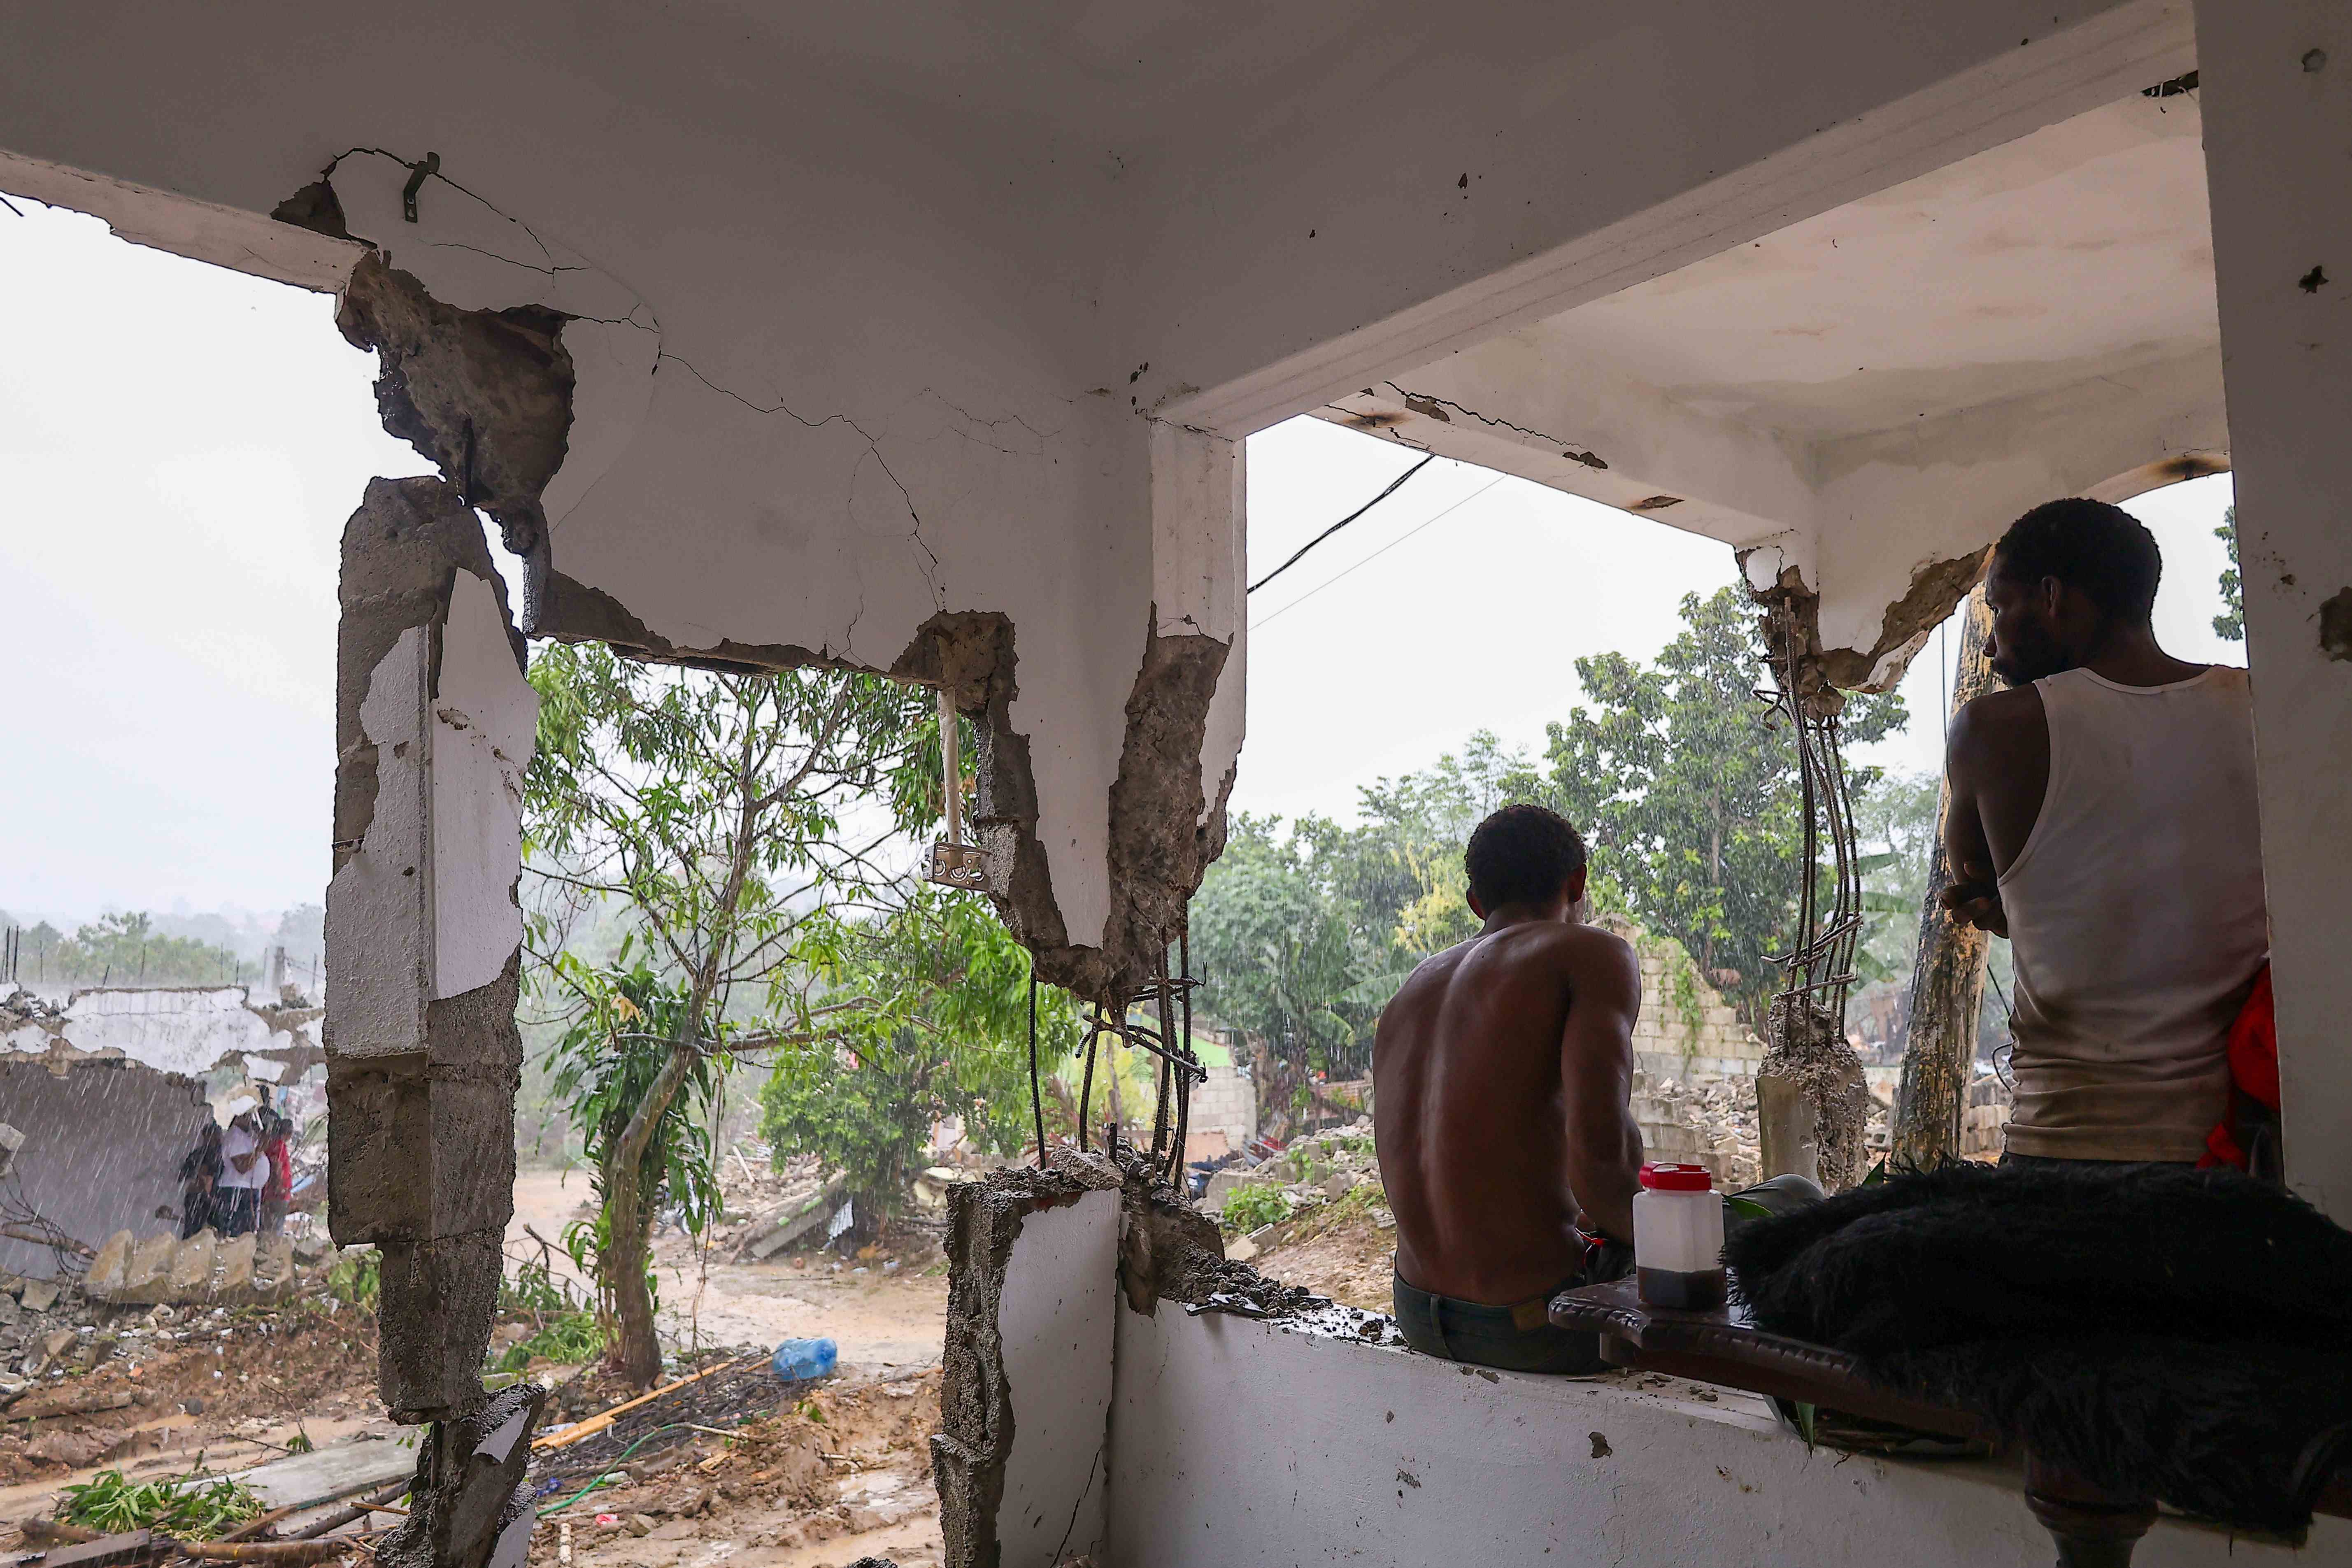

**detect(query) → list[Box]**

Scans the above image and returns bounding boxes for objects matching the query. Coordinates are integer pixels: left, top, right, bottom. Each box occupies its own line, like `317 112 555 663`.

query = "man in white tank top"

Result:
1940 498 2267 1166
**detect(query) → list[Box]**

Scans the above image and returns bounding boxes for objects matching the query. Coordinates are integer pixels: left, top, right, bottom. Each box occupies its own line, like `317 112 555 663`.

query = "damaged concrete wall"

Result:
0 0 2189 1000
2 986 322 1081
326 475 535 1422
0 1060 215 1280
937 1166 2345 1566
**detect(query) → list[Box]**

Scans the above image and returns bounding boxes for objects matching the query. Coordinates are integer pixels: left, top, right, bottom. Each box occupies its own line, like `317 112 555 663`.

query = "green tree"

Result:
544 959 724 1352
2214 504 2244 641
759 885 1081 1230
523 643 932 1385
1189 814 1373 1122
47 912 244 986
1544 586 1906 1022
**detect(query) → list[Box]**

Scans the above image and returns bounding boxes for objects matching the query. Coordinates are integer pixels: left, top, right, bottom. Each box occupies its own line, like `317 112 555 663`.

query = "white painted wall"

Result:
2194 0 2352 1220
1103 1305 2346 1567
1 987 312 1077
993 1189 1119 1567
429 573 536 1001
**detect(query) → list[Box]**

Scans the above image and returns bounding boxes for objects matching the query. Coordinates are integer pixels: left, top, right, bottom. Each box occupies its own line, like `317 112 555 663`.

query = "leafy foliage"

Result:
493 1311 606 1372
324 1247 380 1311
1218 1182 1290 1234
58 1472 265 1541
2214 504 2244 642
1190 815 1370 1079
523 645 938 1382
1545 586 1905 1021
760 886 1081 1226
30 912 245 987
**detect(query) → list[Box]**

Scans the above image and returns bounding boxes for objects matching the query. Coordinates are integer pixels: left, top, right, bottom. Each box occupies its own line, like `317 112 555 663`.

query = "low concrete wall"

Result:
947 1166 2348 1566
1102 1300 2343 1568
0 1059 215 1278
994 1190 1117 1566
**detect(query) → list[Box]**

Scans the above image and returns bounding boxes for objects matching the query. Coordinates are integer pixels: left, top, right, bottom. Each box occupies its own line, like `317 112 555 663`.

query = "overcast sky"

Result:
0 192 2240 926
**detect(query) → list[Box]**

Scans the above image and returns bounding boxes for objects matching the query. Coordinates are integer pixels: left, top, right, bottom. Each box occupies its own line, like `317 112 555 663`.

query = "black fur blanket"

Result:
1723 1162 2352 1535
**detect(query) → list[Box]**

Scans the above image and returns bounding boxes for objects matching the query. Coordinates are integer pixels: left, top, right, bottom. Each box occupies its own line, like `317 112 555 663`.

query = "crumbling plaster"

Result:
0 0 2210 991
3 987 322 1081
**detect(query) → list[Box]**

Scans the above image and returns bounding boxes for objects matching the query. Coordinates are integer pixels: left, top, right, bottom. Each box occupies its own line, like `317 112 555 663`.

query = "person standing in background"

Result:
258 1113 293 1238
176 1122 223 1240
215 1098 268 1238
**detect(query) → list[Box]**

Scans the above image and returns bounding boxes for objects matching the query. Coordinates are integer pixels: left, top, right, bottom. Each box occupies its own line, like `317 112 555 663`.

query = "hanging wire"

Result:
1247 456 1436 594
1027 963 1047 1168
1076 1009 1101 1153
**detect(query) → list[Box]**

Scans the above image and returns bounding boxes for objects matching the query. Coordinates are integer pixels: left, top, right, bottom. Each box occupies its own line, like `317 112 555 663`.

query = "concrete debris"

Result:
1631 1072 1763 1189
733 1174 850 1263
82 1228 321 1307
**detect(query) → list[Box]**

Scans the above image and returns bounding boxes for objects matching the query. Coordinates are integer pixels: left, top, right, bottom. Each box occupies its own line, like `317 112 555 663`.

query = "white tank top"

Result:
1998 667 2268 1162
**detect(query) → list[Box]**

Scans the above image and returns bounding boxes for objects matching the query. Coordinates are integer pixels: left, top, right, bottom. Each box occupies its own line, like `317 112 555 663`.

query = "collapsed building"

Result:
0 986 323 1281
4 0 2348 1561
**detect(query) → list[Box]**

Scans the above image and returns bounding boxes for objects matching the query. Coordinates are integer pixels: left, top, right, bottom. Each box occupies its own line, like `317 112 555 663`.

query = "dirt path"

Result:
508 1168 951 1375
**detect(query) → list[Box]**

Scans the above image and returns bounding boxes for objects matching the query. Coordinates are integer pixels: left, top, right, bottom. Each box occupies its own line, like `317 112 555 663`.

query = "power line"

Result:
1251 473 1508 631
1246 455 1437 595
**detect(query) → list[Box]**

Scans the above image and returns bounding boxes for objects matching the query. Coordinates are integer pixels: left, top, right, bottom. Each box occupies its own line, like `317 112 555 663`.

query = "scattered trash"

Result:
770 1338 837 1383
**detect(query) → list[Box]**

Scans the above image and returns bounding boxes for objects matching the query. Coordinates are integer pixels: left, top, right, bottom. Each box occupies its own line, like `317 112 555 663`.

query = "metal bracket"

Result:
924 685 991 891
927 841 989 891
402 152 441 223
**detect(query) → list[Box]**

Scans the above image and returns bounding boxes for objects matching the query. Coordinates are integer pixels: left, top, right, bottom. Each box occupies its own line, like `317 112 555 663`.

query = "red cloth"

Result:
2200 965 2276 1171
263 1135 293 1202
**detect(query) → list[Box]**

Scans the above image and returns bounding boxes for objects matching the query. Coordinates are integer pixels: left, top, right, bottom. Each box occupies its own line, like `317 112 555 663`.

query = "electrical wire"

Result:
1246 456 1436 594
1250 474 1507 631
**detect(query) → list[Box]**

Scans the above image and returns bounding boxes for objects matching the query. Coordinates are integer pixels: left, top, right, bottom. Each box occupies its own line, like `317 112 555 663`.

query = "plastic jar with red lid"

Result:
1633 1161 1726 1310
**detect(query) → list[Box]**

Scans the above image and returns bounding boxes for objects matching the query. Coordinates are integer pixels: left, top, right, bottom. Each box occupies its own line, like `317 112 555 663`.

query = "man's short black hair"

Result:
1991 498 2162 621
1464 804 1587 910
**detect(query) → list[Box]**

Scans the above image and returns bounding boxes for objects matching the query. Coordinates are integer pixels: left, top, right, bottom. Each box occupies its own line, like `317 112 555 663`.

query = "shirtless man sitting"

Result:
1372 805 1645 1374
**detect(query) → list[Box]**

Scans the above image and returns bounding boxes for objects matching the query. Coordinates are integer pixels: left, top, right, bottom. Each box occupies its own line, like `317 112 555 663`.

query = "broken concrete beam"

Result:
376 1233 503 1424
375 1380 546 1568
742 1175 849 1261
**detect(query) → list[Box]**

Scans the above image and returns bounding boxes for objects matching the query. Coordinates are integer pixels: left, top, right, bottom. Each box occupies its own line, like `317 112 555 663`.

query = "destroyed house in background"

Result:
4 0 2349 1561
0 986 323 1281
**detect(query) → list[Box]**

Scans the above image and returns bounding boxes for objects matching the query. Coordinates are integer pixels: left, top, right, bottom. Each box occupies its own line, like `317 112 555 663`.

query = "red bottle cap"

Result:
1640 1162 1714 1192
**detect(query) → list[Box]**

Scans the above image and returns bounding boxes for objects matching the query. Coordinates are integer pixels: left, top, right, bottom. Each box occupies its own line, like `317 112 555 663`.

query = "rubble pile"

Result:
1204 1119 1385 1229
1631 1071 1764 1189
0 990 65 1030
0 1279 385 1485
525 1366 945 1563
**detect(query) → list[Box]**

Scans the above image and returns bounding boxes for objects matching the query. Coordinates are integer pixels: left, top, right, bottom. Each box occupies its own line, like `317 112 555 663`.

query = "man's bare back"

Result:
1374 914 1643 1306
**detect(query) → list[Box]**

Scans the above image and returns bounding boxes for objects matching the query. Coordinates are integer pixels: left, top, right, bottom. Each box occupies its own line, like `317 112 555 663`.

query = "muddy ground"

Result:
0 1160 1405 1568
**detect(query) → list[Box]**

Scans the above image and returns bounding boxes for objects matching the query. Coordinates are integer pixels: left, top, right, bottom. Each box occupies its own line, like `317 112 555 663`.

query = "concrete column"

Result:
2194 0 2352 1218
326 476 537 1421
